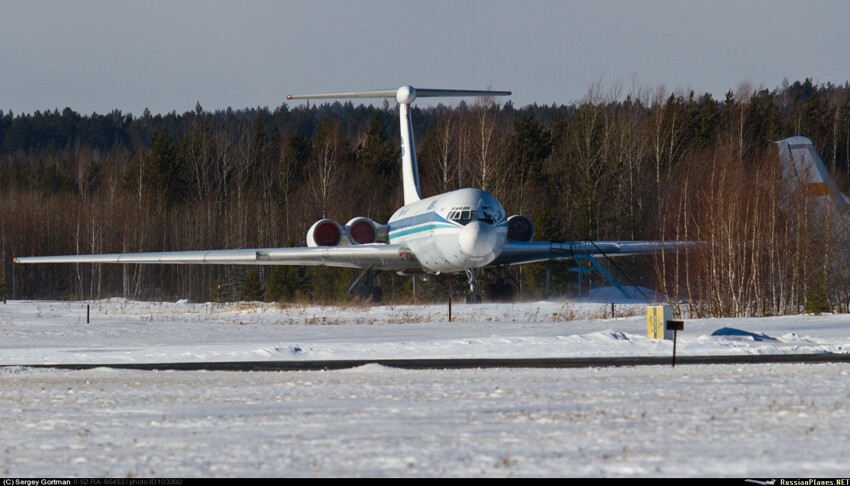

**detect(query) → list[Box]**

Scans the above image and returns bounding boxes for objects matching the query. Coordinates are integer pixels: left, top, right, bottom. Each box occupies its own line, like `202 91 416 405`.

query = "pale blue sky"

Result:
2 0 849 115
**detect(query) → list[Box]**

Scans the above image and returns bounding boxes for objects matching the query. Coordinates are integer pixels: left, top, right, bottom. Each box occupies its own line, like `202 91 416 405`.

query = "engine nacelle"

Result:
507 215 534 242
343 217 388 245
307 219 342 247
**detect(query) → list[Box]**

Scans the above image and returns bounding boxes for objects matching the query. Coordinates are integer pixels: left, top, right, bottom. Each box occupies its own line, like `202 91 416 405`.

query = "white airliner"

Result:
15 86 685 302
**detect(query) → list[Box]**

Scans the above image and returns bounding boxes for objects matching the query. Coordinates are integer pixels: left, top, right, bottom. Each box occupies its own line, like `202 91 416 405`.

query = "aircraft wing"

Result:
14 245 421 271
491 241 690 266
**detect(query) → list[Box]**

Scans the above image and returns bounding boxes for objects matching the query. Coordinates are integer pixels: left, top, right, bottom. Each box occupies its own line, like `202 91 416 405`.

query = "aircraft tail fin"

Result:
776 136 850 214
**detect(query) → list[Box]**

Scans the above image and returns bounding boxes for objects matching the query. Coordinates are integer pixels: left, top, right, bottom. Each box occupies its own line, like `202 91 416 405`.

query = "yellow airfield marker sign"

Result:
646 305 673 340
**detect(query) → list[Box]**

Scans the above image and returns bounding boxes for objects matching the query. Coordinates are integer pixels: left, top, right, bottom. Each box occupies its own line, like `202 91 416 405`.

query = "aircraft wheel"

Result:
370 287 383 303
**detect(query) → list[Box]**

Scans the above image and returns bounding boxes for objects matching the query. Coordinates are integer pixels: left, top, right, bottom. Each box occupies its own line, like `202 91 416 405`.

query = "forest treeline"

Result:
2 78 850 316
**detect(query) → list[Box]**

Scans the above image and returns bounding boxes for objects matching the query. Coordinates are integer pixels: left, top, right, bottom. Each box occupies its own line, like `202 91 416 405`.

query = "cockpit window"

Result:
477 208 494 224
448 206 498 225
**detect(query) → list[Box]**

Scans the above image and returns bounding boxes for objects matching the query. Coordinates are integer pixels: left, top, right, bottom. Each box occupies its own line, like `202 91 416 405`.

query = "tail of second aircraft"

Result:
776 136 850 218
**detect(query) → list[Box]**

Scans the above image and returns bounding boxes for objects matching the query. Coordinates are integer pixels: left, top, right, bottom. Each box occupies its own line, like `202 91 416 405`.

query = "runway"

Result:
9 352 850 372
3 301 849 476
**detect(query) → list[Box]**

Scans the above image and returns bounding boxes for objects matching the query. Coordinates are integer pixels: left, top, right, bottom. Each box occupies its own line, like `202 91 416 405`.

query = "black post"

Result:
666 320 684 367
672 329 678 367
86 304 90 324
611 302 615 318
448 296 452 322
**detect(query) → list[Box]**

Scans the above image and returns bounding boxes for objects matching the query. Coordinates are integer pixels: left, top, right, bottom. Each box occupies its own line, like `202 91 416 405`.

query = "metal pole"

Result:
86 304 90 324
448 296 452 322
672 329 678 367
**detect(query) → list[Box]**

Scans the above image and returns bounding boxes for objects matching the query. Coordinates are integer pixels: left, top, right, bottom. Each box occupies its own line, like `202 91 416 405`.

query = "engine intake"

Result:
507 215 534 242
307 219 342 247
344 217 389 244
345 217 378 245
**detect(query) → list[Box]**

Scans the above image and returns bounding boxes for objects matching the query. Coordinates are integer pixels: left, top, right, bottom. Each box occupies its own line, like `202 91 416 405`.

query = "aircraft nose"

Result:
459 221 498 258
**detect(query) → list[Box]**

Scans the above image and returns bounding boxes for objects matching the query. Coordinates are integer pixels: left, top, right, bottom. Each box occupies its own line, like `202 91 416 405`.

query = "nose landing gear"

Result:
464 268 481 304
465 267 517 303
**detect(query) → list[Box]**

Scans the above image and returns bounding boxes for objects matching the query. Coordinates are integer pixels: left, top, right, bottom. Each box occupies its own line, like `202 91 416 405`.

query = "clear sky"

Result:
2 0 849 115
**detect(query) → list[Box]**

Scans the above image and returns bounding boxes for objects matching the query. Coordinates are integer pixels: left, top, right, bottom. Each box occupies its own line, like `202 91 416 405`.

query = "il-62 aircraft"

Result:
15 86 685 303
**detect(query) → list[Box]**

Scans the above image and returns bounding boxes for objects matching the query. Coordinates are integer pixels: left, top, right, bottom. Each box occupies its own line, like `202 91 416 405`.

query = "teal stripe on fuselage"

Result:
388 210 508 241
389 211 459 241
390 211 452 230
389 222 457 240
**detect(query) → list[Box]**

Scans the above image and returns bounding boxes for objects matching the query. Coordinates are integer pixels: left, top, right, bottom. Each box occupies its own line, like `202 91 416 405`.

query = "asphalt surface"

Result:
6 353 850 372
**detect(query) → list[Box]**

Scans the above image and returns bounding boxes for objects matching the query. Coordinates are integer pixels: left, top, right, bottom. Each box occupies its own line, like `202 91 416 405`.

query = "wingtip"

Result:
12 257 17 264
285 95 293 100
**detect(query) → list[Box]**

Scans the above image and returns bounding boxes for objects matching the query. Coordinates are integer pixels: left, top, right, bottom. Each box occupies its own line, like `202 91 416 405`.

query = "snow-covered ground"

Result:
0 299 848 364
1 299 849 477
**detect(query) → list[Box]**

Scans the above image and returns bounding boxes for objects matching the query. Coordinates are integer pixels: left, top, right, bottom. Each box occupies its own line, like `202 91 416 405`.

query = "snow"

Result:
0 299 847 365
1 298 849 476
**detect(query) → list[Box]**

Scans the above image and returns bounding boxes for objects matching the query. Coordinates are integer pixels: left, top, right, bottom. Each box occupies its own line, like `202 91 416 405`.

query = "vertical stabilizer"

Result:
396 86 422 205
776 136 849 214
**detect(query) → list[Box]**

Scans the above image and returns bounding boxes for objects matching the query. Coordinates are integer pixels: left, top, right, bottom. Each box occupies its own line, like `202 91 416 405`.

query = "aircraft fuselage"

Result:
387 188 507 273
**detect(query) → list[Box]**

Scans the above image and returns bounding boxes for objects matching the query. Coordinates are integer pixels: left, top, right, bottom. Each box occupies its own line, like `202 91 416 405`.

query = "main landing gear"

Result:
349 268 383 303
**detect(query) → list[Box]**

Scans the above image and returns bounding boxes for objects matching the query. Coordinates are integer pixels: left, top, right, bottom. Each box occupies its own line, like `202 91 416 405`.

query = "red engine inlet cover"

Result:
314 222 341 246
348 220 376 244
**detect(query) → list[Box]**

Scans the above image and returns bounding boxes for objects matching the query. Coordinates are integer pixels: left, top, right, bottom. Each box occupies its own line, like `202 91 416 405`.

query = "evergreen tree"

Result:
840 90 850 173
280 132 310 236
805 279 832 315
358 112 398 181
509 113 552 181
803 87 829 146
507 113 552 216
691 93 719 149
281 132 309 190
239 269 263 302
309 266 351 303
210 278 229 303
148 131 183 208
357 111 399 218
265 266 309 302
